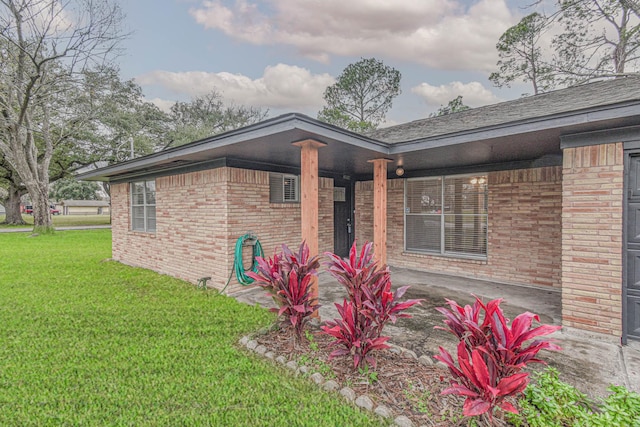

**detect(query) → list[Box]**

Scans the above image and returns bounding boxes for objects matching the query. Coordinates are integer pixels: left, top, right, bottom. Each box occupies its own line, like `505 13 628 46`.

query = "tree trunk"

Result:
1 184 26 225
30 184 53 233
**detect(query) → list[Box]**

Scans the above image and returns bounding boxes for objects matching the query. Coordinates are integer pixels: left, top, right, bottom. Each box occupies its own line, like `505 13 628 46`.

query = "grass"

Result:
0 214 111 228
0 230 381 426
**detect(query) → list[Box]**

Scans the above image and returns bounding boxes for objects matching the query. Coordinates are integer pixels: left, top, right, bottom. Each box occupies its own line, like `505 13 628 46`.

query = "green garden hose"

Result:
218 233 264 295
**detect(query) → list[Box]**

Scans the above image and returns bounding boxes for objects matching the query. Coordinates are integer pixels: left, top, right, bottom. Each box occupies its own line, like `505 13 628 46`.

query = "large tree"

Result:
318 58 401 132
81 66 170 163
489 12 556 95
492 1 640 91
50 176 99 201
66 66 171 199
0 0 125 233
0 156 27 224
0 66 154 224
166 90 268 148
553 0 640 84
622 0 640 15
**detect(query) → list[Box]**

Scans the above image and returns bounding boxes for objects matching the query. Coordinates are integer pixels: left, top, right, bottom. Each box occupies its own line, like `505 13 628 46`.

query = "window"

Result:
405 174 487 258
269 173 299 203
131 180 156 232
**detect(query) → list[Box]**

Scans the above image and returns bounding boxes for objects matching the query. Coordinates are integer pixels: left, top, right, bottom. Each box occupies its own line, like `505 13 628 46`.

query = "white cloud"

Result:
136 64 335 111
146 97 175 113
411 81 502 107
32 1 74 36
189 0 516 71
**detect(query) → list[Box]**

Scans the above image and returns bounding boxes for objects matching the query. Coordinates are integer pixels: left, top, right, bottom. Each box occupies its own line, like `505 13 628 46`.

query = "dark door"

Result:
625 153 640 342
333 181 354 258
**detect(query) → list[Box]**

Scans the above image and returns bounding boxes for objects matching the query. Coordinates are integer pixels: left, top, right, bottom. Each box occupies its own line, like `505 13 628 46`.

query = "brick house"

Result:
79 77 640 343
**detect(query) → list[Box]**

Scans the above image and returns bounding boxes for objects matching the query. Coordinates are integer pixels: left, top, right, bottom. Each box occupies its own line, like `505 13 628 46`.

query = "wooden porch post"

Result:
293 139 326 318
368 158 392 265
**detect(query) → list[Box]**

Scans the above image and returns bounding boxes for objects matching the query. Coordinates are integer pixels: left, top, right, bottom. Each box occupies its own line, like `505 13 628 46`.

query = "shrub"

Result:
247 241 320 339
321 241 422 369
597 385 640 426
507 367 640 427
434 296 561 422
321 299 391 369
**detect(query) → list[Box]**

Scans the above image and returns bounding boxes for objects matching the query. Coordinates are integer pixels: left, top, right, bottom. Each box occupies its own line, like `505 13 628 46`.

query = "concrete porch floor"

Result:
232 267 640 399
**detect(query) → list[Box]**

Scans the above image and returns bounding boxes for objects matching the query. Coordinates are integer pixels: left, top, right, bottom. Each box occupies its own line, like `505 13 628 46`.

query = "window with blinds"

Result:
405 174 487 258
131 180 156 232
269 173 299 203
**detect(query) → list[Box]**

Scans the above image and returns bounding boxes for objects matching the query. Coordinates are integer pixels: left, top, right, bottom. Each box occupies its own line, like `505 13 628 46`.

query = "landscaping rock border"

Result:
239 334 446 427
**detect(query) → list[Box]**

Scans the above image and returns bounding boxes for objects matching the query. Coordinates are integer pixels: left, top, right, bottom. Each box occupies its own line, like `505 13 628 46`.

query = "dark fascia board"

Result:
389 101 640 154
353 155 563 181
78 113 389 181
560 124 640 149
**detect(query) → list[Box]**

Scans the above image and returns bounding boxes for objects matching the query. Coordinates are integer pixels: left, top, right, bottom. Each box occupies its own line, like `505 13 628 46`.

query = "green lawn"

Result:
0 214 111 228
0 230 380 426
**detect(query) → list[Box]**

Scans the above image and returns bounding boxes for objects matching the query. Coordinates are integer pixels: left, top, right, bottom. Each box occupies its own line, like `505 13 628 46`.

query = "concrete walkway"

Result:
233 267 640 400
0 225 111 233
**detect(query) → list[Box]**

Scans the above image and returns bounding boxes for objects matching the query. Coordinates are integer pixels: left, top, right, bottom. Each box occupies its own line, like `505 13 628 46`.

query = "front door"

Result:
333 181 354 258
625 152 640 342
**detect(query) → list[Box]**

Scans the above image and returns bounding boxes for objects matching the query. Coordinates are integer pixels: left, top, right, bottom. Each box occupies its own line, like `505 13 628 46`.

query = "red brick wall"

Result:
355 166 562 288
110 167 334 294
111 169 230 287
225 170 334 292
562 143 623 336
110 182 131 261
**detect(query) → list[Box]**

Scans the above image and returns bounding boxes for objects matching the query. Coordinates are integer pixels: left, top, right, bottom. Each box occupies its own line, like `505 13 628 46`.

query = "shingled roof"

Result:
369 76 640 144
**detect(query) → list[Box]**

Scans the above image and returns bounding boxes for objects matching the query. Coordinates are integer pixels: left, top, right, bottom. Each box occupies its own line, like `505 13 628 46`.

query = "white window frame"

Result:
131 180 156 232
404 173 488 259
269 173 300 203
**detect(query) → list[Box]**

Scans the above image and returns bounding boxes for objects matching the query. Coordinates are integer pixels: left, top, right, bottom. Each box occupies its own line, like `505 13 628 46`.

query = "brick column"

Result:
562 143 623 336
293 139 326 318
368 159 392 265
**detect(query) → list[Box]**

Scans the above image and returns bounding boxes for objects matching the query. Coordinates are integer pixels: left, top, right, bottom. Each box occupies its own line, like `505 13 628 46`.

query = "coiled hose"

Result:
219 233 264 295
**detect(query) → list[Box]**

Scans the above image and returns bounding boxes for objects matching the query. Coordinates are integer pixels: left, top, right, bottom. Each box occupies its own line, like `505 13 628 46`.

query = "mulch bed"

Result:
251 324 515 427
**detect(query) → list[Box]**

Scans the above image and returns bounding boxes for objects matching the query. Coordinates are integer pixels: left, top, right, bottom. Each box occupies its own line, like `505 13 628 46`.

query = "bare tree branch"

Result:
0 0 125 231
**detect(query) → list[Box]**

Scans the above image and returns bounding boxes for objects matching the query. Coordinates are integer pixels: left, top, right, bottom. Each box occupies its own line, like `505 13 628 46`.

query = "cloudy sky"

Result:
119 0 537 125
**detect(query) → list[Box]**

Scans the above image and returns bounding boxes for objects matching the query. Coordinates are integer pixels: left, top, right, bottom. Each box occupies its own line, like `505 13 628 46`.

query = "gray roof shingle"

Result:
369 76 640 143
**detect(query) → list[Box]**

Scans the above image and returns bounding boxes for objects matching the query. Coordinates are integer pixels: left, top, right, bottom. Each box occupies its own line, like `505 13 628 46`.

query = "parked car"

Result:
23 205 61 215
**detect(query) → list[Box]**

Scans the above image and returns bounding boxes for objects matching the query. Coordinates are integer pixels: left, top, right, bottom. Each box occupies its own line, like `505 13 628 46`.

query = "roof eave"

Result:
388 100 640 154
78 99 640 182
77 113 387 181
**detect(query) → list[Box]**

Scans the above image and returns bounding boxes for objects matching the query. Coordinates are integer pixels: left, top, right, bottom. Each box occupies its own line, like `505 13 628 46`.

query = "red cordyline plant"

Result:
246 241 321 339
434 296 562 423
321 241 422 369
